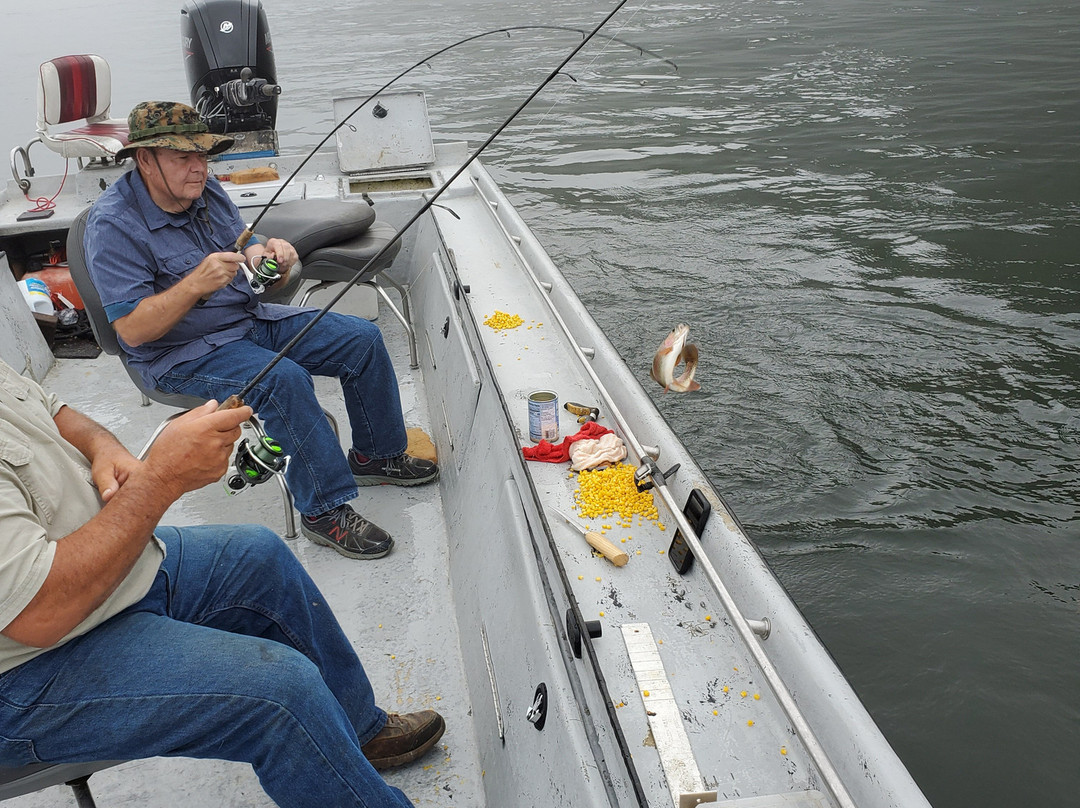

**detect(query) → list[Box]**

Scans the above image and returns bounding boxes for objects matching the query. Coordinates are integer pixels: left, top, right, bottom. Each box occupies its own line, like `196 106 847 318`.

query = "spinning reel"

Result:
242 255 281 294
225 422 289 494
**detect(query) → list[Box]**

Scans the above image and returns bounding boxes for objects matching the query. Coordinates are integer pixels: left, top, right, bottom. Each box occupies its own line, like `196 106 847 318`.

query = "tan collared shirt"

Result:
0 360 164 672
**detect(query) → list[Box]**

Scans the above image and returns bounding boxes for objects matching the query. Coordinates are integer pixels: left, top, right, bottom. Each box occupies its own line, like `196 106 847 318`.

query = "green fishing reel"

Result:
244 255 281 294
226 434 289 493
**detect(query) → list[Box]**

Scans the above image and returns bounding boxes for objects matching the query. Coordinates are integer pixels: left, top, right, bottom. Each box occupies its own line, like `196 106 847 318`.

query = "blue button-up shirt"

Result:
84 169 302 387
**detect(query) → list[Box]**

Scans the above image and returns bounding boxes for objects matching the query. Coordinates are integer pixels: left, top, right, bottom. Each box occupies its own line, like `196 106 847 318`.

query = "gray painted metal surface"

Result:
0 110 932 807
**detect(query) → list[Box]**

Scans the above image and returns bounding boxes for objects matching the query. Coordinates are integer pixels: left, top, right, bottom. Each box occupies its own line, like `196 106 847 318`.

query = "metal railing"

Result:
470 172 858 808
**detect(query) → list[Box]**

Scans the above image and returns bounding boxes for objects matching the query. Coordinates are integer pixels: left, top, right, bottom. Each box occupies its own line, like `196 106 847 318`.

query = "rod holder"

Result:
747 618 771 640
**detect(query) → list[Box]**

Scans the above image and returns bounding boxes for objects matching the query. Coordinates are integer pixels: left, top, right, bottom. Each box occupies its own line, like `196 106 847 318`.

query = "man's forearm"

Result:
1 460 181 648
4 402 247 648
53 404 126 462
114 279 202 347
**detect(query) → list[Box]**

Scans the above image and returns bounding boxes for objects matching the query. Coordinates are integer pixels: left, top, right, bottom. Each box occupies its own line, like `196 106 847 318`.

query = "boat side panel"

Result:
408 227 622 806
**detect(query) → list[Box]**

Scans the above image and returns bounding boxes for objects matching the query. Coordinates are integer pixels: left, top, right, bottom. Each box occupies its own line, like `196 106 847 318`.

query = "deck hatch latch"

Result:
526 682 548 730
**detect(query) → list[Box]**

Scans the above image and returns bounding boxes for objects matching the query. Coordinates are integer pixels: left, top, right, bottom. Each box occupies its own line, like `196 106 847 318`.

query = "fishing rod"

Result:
222 0 639 407
231 22 675 252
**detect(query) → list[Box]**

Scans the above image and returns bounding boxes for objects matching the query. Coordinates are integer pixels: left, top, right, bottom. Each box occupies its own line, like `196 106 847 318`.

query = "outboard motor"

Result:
181 0 281 143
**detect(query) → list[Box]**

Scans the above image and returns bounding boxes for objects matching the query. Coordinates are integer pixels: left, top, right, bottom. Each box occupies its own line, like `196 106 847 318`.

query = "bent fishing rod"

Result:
219 0 638 408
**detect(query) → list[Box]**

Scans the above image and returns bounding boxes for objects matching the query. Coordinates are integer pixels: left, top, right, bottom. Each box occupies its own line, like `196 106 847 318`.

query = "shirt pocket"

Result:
160 248 206 283
0 368 31 402
0 424 59 525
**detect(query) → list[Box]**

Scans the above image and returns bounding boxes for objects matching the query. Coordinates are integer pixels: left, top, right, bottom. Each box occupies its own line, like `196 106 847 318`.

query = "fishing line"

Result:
233 22 673 250
500 2 662 167
226 0 637 403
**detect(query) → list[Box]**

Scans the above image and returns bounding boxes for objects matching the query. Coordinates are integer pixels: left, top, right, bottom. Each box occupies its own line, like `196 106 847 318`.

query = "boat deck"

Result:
6 287 483 807
0 129 931 807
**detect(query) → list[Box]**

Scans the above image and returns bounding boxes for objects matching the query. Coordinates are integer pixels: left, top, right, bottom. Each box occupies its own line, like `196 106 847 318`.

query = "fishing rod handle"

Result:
233 227 255 253
217 394 245 411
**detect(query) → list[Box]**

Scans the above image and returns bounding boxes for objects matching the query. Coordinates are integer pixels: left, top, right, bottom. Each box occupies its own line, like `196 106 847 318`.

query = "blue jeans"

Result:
158 311 408 516
0 525 413 808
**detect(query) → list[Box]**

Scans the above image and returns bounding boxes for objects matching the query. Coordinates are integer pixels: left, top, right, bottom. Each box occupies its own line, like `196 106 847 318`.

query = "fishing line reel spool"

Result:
242 255 281 294
225 424 289 495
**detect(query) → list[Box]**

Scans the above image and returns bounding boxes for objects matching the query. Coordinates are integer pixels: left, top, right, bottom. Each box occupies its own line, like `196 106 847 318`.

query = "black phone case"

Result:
668 488 711 575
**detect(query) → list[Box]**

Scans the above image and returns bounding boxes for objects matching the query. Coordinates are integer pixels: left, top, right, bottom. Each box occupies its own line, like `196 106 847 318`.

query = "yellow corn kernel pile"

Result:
483 310 524 330
574 463 659 522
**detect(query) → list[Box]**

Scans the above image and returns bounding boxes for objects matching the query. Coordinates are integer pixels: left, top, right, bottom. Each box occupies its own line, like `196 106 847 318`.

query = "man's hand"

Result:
91 444 142 503
261 238 298 273
189 251 247 297
247 238 298 292
142 400 252 499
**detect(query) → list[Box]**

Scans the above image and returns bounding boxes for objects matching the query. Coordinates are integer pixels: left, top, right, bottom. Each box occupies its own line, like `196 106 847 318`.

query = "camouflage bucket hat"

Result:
115 101 235 161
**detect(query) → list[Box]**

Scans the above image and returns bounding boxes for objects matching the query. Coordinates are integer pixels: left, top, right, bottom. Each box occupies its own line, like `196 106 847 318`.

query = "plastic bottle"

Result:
17 278 55 315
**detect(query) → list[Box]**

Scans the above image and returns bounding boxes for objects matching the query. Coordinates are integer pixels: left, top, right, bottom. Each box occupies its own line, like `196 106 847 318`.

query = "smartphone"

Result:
668 488 711 575
16 209 55 221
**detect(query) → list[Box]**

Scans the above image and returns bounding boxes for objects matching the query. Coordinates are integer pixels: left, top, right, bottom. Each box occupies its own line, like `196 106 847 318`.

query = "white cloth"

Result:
569 432 627 471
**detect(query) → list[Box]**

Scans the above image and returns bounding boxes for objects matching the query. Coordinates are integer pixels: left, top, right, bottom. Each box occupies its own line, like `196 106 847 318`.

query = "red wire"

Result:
22 159 70 212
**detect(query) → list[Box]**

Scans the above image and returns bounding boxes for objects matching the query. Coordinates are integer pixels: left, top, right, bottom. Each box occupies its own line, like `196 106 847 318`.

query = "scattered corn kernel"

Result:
599 611 605 617
722 686 729 693
643 690 650 697
483 310 524 330
578 575 584 580
740 691 748 698
780 747 787 755
705 615 712 621
713 710 718 716
595 576 602 582
753 693 761 700
747 720 755 727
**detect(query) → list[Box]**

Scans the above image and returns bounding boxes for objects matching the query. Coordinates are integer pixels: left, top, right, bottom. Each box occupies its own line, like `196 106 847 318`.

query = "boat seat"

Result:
37 54 129 163
66 206 327 540
0 760 124 806
257 199 417 367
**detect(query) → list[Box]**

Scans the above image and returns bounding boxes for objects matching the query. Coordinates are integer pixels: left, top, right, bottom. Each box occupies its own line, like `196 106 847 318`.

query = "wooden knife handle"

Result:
584 530 629 567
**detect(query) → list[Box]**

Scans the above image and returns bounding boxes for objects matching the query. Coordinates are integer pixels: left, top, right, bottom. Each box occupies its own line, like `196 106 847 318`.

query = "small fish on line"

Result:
650 323 700 393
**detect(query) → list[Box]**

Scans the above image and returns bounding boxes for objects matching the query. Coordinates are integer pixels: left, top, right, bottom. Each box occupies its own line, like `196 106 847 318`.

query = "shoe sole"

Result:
300 525 393 560
353 469 440 488
366 714 446 770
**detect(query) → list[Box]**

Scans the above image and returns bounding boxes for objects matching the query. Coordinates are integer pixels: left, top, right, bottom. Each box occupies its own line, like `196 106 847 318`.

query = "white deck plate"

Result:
623 622 706 807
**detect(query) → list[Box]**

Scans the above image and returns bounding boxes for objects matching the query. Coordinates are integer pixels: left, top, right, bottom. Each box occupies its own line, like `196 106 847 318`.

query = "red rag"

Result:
522 420 612 463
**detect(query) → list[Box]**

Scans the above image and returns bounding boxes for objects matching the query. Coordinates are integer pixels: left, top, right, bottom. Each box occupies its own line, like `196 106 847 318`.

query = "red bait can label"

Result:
528 390 559 443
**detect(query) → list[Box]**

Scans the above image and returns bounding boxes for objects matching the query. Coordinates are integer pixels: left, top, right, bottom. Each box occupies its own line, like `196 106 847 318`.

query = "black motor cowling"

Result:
181 0 280 134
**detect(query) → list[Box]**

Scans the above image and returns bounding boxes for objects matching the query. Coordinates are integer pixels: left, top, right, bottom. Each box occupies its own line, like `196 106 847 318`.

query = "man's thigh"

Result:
157 337 280 396
0 610 326 765
255 311 384 376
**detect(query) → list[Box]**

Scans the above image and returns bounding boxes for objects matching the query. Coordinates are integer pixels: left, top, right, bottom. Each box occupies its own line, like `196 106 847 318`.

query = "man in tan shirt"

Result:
0 360 443 807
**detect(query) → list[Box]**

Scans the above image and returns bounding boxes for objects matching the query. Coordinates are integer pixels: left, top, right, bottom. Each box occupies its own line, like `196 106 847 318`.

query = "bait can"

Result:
528 390 559 443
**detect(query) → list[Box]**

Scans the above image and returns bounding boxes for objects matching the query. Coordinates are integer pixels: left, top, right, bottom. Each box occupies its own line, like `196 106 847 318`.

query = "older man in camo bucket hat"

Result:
115 100 235 161
83 101 440 561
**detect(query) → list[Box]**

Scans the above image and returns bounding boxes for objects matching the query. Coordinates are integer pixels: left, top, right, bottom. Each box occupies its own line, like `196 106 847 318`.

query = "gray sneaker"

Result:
300 504 393 559
350 451 439 487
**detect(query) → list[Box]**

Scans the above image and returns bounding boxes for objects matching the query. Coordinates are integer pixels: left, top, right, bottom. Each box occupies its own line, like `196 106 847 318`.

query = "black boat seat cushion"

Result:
302 222 401 282
255 198 376 257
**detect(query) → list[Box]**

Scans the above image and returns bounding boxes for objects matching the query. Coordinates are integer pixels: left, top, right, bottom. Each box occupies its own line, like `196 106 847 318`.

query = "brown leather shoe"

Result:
361 709 446 770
